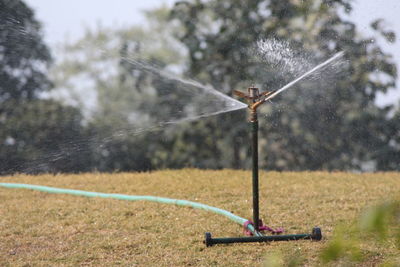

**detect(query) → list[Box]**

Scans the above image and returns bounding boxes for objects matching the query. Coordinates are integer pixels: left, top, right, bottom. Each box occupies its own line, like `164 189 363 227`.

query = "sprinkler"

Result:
203 86 322 246
1 53 343 248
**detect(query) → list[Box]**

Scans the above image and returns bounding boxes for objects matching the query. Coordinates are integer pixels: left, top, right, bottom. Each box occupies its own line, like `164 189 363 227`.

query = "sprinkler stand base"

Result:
204 227 321 247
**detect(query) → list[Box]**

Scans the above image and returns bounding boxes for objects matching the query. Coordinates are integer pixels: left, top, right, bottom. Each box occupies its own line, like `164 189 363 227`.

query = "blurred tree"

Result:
49 1 399 172
51 4 249 171
0 0 89 174
0 99 91 173
170 0 399 171
50 7 193 171
0 0 51 103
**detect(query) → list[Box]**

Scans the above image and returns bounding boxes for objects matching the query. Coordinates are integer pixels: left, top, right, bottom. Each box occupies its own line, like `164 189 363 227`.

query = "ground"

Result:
0 170 399 266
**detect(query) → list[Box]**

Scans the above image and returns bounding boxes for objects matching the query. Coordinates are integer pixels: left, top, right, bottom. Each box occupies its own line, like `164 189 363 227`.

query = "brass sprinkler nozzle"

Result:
233 86 273 121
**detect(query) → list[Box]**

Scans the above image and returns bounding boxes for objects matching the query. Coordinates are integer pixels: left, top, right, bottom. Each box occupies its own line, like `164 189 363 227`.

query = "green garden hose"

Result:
0 182 260 236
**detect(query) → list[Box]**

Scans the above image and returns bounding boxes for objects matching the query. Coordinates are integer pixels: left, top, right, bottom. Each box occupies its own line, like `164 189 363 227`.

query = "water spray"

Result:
0 51 343 247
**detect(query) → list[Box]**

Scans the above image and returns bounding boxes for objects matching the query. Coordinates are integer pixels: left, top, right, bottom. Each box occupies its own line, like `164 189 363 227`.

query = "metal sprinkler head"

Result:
233 86 273 121
248 86 260 100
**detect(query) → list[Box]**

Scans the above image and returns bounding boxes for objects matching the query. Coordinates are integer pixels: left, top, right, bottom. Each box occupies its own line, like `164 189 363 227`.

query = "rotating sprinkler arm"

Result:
249 91 273 111
233 87 274 121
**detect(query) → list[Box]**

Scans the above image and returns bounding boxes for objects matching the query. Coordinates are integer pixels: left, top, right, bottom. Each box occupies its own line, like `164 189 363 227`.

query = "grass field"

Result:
0 170 399 266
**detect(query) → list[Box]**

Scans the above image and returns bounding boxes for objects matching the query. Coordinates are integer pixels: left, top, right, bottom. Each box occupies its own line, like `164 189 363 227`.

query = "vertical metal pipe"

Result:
251 112 259 231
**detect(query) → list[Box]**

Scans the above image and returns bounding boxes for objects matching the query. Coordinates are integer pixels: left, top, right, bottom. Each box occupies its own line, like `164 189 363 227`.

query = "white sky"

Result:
25 0 400 106
25 0 177 46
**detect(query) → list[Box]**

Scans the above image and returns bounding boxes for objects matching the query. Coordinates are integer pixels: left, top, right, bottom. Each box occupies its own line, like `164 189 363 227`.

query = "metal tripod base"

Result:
204 227 322 247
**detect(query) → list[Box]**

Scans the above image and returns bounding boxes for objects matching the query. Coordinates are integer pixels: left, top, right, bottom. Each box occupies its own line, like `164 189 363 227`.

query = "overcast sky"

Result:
25 0 400 105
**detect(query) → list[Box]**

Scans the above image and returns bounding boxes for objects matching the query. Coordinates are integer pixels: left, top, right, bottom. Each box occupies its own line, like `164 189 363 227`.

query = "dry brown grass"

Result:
0 170 399 266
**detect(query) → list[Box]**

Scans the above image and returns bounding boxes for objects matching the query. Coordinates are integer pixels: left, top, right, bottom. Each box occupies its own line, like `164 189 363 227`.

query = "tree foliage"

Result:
0 0 88 174
50 0 400 172
0 0 51 102
3 0 398 173
0 99 91 173
170 0 399 171
50 7 191 171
